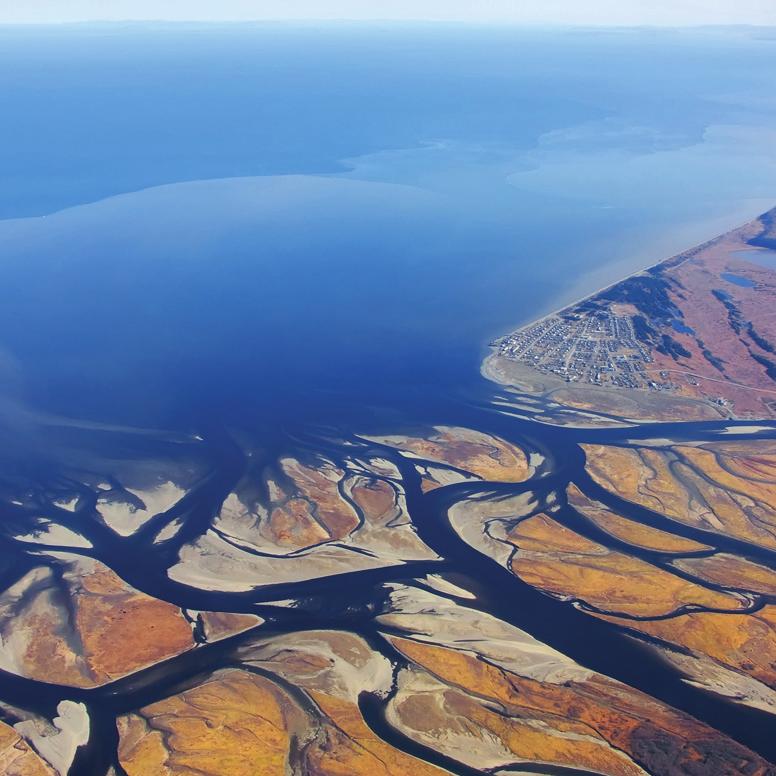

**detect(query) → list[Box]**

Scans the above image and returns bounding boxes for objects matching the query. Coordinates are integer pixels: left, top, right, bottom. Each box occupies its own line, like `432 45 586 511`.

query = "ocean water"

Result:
0 23 775 430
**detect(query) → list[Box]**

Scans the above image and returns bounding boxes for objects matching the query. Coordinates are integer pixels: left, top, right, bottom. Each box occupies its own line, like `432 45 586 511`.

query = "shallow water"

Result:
733 248 776 268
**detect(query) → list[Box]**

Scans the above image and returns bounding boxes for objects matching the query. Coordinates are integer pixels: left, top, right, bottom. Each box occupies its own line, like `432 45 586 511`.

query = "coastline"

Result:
480 351 727 425
489 207 767 347
482 203 776 424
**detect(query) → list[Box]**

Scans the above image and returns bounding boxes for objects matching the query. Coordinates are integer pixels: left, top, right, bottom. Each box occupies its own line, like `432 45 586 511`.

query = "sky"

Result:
1 0 775 26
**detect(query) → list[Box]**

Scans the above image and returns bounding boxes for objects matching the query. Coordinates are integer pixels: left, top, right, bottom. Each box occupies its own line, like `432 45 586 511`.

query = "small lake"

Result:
671 319 696 333
722 272 757 288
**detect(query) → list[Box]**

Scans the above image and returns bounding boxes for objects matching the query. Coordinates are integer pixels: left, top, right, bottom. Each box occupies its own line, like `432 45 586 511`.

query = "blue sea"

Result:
0 23 775 429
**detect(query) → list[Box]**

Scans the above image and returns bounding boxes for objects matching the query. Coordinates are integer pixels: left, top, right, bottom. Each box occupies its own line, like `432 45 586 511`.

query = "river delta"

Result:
3 23 776 776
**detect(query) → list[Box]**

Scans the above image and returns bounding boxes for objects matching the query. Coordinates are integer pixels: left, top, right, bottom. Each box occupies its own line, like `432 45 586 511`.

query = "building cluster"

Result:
496 311 668 390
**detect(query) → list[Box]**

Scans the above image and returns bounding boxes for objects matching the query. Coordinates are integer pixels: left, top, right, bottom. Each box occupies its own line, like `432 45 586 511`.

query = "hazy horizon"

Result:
3 0 776 27
2 19 776 29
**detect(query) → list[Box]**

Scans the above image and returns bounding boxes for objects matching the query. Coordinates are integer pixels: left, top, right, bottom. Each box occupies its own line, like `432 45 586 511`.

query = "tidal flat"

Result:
2 365 776 774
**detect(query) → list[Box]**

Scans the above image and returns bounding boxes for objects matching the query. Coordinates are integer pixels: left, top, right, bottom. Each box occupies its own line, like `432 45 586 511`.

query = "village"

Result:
494 310 672 390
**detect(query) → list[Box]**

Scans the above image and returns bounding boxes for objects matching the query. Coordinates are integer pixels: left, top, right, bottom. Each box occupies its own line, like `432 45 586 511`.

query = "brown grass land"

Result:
390 636 772 775
303 691 448 776
583 442 776 549
508 513 743 618
364 426 530 489
0 722 53 776
568 484 712 554
217 457 362 553
0 556 261 688
118 670 303 776
675 554 776 596
647 219 776 417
